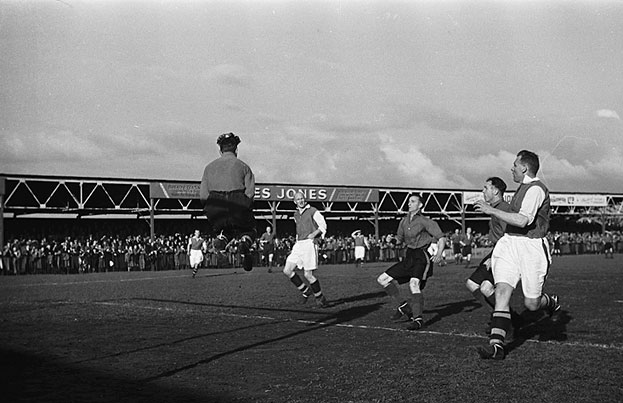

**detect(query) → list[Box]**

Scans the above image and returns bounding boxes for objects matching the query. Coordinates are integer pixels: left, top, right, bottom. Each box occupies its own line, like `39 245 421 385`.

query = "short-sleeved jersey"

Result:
506 179 550 238
488 199 512 244
396 213 444 250
189 236 204 251
294 205 321 241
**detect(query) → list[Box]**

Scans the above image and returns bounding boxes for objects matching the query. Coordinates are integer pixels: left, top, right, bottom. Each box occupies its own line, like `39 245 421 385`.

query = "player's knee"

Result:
480 281 495 297
409 278 421 294
282 263 295 277
466 279 479 293
524 298 540 311
377 273 392 287
303 270 316 283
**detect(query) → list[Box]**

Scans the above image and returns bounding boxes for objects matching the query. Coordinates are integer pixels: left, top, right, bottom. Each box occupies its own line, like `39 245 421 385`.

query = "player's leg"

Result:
405 277 424 330
477 238 517 360
378 261 414 321
301 241 327 307
521 238 560 317
303 269 327 308
222 192 257 272
464 248 472 268
467 253 496 309
283 257 311 303
477 282 513 359
191 252 199 278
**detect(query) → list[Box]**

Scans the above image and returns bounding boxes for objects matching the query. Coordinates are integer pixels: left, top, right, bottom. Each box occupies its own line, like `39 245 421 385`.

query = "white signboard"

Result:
463 191 607 207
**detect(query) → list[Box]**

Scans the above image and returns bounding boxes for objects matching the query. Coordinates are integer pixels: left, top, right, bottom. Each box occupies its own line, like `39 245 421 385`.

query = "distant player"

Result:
603 232 614 259
259 226 276 272
351 230 368 268
451 229 462 264
188 229 205 278
461 227 474 268
282 191 328 308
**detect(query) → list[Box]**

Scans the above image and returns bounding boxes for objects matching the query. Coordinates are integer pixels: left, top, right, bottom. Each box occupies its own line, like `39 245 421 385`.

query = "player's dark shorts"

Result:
203 190 256 239
452 243 461 254
468 251 494 285
604 242 613 250
385 247 433 287
462 245 472 255
262 244 275 255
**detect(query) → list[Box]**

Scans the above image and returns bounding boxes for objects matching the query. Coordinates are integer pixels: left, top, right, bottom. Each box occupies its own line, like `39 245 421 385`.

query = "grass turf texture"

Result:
1 254 622 402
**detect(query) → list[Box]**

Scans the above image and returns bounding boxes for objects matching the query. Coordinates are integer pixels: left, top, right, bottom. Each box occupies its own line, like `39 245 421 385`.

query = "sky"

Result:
1 0 622 193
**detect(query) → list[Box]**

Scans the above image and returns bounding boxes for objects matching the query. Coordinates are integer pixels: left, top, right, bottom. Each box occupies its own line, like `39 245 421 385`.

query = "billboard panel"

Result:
549 193 608 207
150 182 201 199
255 186 379 202
463 191 514 205
463 191 607 207
150 182 379 203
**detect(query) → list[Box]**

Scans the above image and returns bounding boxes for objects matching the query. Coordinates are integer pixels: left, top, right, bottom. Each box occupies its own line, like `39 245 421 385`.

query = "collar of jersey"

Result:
297 204 311 213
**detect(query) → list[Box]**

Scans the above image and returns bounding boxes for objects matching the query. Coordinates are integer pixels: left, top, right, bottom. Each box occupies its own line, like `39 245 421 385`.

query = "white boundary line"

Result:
0 273 211 288
94 300 623 352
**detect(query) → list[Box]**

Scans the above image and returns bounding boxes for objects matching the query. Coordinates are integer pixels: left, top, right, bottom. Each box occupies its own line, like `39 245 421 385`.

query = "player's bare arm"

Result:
474 200 530 228
432 237 447 263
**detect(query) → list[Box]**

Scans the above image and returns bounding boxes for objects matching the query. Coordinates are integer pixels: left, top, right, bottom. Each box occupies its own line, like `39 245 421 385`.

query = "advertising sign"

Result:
463 191 607 207
150 182 200 199
150 182 379 203
255 186 379 202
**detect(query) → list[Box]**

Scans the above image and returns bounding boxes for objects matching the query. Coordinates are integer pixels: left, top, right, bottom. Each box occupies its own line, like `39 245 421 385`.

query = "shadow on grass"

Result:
0 348 231 403
141 302 383 382
327 291 387 306
72 320 283 365
423 299 483 327
129 290 386 315
506 309 571 355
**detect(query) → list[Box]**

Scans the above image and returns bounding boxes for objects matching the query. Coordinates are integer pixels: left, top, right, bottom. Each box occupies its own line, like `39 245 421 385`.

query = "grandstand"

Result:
1 173 622 249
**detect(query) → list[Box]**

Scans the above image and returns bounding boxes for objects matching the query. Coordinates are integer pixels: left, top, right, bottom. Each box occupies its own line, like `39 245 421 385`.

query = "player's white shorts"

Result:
286 239 319 271
354 246 365 260
491 234 552 299
189 250 204 267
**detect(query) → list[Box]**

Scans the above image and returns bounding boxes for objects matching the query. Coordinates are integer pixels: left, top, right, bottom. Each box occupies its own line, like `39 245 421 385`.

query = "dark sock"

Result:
489 310 511 345
383 281 402 305
310 279 323 299
290 273 309 295
411 293 424 318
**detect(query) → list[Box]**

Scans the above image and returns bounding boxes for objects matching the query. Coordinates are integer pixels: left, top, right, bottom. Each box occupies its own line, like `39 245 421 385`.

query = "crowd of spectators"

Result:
1 228 621 276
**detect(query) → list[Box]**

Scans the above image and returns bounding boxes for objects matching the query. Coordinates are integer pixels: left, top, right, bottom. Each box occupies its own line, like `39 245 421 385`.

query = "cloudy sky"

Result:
1 0 622 193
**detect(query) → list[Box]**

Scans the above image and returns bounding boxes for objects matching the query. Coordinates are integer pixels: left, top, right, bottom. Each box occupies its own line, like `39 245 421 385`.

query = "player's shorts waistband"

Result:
406 245 428 250
210 189 246 195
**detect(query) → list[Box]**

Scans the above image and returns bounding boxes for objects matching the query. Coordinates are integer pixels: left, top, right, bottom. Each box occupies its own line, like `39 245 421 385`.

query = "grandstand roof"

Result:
2 173 622 223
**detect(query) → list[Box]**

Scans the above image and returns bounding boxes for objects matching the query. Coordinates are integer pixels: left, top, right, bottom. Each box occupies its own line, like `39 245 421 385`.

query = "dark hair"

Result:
486 176 507 194
517 150 540 174
220 143 237 153
217 132 240 153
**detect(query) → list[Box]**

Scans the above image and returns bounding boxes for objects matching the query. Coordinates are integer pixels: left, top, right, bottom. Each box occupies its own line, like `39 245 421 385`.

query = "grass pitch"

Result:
1 254 622 402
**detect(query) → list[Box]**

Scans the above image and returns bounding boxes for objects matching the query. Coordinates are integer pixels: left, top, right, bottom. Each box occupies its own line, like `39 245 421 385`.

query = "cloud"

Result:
596 109 621 120
201 64 253 88
0 129 101 163
378 144 470 189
